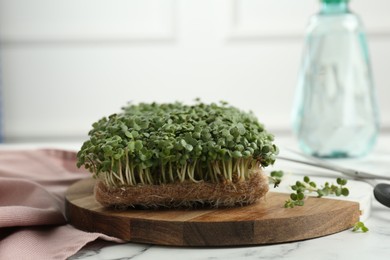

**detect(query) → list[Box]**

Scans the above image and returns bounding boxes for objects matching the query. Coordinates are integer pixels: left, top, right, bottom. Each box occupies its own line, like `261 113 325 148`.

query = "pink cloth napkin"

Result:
0 149 122 260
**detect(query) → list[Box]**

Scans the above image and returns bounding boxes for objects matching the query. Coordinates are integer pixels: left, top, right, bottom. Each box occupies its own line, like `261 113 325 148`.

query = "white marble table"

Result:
4 134 390 260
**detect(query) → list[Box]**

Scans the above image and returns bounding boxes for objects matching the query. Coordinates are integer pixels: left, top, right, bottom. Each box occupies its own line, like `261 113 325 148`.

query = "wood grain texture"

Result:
65 178 360 246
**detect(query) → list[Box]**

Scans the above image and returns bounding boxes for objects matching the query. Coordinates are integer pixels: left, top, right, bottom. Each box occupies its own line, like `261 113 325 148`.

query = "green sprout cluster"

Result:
284 176 349 208
352 221 369 233
77 101 278 188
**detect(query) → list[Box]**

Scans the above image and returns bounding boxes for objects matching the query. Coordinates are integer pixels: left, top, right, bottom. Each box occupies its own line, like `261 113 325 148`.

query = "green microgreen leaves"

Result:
352 221 369 233
180 139 194 152
316 178 350 198
284 176 349 208
268 170 284 188
77 101 278 187
269 172 367 234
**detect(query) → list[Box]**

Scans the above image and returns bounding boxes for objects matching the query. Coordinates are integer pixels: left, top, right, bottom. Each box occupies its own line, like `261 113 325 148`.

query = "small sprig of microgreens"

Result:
352 221 369 233
284 176 350 208
268 170 284 188
275 173 368 233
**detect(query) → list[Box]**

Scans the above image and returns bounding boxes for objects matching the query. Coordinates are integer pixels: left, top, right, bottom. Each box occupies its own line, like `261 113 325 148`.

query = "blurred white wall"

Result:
1 0 390 141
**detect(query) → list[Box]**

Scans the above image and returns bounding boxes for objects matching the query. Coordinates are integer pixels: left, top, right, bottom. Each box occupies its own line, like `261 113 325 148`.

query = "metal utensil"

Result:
277 148 390 208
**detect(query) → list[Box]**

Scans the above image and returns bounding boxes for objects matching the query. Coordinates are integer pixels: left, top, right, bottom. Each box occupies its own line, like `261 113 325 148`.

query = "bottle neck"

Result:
320 2 349 15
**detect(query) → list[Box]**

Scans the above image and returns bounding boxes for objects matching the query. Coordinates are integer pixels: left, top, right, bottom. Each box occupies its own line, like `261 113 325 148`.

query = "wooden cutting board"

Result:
65 178 360 246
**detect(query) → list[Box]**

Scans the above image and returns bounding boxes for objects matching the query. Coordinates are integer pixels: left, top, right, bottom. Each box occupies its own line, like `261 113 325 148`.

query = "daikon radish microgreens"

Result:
284 176 349 208
77 101 278 188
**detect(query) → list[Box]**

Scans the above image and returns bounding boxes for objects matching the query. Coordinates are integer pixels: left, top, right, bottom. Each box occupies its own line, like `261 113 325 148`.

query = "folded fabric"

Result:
0 149 122 260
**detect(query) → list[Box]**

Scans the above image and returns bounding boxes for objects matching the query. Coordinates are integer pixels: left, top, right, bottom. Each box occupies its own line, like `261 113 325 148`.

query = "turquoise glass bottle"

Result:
292 0 379 158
